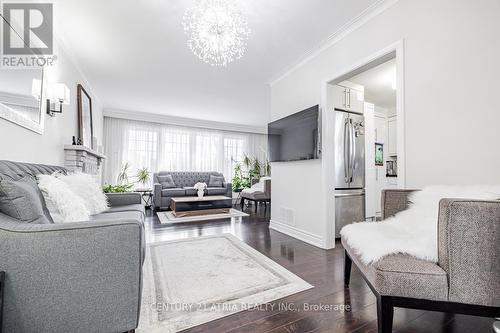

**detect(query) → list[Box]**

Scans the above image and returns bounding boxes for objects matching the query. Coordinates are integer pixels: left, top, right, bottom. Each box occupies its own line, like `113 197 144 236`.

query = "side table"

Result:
135 188 153 209
233 188 243 206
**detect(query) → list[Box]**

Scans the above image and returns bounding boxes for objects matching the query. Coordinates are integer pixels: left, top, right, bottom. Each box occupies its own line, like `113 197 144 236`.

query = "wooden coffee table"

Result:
170 196 233 217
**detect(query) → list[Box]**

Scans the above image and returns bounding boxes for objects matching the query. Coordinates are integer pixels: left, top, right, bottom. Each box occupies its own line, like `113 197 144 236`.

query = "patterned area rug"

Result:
157 209 248 224
137 234 313 333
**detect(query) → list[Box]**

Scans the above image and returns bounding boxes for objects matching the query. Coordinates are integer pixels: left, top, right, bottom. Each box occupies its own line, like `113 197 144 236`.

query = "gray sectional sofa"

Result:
153 171 232 210
0 160 144 333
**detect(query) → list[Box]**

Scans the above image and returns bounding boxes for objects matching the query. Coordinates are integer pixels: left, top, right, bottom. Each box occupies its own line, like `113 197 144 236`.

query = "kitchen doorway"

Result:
348 58 398 220
320 41 405 243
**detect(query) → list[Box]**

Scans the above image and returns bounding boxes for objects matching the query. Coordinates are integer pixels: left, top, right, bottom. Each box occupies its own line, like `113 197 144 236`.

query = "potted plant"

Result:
193 182 207 199
102 183 134 193
265 159 271 176
117 162 130 184
250 158 261 179
136 167 151 187
104 163 134 193
232 161 251 192
232 174 250 192
242 154 252 171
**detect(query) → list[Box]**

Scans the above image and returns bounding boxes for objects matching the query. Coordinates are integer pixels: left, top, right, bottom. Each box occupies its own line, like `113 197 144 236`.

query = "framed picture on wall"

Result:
77 84 93 149
375 143 384 166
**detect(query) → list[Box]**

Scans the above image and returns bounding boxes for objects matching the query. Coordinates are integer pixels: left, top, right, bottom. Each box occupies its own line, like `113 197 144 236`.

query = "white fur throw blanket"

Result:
340 186 500 264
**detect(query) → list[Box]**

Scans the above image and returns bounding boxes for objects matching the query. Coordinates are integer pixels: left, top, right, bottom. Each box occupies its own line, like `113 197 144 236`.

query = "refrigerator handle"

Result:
349 119 355 182
344 118 350 183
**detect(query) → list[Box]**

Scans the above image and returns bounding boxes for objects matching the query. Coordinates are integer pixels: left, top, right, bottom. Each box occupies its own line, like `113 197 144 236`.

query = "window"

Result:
123 128 158 178
224 137 244 177
104 118 267 184
194 134 222 172
161 129 191 171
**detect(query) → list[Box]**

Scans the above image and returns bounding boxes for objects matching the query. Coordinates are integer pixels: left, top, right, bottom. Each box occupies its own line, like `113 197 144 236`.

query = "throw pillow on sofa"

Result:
55 172 109 214
158 175 176 188
208 175 225 187
37 174 90 223
0 176 52 224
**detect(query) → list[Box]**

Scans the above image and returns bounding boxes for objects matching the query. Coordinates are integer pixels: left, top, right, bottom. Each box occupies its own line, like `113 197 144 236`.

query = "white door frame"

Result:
320 39 406 249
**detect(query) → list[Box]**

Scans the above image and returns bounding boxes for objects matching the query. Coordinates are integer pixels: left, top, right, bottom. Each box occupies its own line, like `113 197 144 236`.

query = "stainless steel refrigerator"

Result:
334 109 365 238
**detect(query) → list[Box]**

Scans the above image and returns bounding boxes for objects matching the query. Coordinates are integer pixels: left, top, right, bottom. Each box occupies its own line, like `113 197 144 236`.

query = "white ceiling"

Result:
55 0 382 127
349 59 397 110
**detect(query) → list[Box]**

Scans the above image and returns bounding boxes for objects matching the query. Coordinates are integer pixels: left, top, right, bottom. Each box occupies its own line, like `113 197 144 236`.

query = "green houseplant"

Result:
136 167 151 186
249 158 261 179
264 159 271 176
231 162 250 192
103 162 135 193
242 154 252 170
232 174 251 192
117 162 130 184
102 183 134 193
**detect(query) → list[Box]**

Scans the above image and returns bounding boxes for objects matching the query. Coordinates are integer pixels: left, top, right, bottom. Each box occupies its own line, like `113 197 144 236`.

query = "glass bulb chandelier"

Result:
183 0 251 67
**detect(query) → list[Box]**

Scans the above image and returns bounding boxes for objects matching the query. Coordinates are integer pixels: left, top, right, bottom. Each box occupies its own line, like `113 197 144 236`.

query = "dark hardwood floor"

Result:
145 205 495 333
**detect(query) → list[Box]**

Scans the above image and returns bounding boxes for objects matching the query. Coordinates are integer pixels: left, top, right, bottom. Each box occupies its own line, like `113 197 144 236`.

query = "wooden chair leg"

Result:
376 296 394 333
344 250 352 288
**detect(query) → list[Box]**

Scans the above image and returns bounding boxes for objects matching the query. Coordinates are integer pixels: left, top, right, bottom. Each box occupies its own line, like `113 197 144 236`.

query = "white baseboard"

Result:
269 219 327 249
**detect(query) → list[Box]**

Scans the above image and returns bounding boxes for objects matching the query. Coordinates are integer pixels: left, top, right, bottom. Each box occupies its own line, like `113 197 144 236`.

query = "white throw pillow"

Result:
56 172 109 215
37 174 90 223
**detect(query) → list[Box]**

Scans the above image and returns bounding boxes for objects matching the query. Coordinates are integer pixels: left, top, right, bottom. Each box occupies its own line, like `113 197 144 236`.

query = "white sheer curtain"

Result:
103 117 267 184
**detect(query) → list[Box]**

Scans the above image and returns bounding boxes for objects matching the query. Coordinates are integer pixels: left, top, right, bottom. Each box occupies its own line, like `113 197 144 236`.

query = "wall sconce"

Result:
46 83 70 117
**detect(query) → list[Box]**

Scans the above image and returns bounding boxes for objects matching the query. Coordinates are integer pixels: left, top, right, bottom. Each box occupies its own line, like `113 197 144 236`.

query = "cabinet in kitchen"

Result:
333 84 364 113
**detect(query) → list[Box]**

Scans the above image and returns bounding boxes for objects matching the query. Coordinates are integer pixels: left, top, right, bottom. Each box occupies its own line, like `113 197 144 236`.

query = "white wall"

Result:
374 106 389 217
0 46 103 165
270 0 500 248
364 103 376 219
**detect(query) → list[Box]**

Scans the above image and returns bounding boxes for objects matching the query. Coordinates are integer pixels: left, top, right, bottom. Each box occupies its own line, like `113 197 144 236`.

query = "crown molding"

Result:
269 0 399 87
103 108 268 135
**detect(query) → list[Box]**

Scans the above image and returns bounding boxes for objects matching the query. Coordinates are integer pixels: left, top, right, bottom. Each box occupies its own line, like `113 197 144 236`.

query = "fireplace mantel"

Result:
64 145 106 176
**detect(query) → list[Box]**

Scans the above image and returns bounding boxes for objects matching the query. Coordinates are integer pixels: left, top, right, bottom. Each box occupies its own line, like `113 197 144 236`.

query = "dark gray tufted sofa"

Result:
0 160 144 333
153 171 232 210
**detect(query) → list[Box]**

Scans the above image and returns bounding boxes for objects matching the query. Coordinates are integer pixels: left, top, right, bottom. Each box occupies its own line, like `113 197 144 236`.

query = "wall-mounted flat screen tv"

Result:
268 105 320 162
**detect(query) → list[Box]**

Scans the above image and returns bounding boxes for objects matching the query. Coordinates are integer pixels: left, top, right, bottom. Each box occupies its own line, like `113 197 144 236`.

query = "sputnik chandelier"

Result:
182 0 251 67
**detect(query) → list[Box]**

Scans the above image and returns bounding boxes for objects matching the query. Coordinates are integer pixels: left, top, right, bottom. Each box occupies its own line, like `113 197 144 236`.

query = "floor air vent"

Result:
280 207 296 226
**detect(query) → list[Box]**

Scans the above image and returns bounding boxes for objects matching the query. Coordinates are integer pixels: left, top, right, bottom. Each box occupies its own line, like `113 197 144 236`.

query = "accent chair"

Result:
342 189 500 333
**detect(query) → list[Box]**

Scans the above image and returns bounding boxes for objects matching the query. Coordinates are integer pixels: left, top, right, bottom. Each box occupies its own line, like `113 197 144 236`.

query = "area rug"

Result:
137 234 313 333
157 209 249 224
